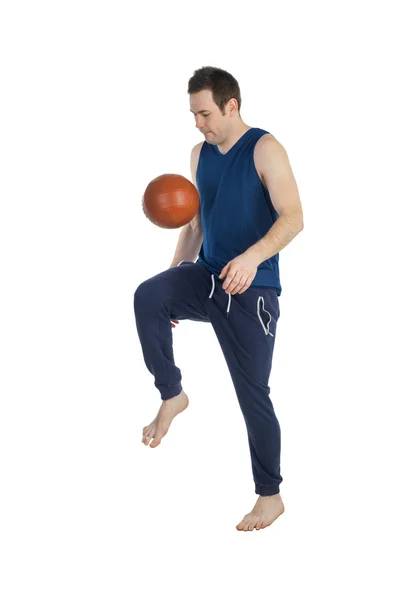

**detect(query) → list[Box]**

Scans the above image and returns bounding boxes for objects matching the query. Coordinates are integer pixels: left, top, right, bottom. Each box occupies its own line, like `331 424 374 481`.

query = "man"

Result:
134 66 304 531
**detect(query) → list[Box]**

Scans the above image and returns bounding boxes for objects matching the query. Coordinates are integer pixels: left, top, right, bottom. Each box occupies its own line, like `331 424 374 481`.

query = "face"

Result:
189 89 234 144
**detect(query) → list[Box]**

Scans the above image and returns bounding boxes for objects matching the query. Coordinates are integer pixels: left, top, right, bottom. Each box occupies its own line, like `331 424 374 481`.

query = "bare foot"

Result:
142 390 189 448
236 493 285 531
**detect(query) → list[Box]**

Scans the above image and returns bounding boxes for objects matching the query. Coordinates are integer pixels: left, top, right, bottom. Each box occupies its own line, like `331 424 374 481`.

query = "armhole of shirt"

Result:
252 133 271 189
252 133 279 222
193 141 205 188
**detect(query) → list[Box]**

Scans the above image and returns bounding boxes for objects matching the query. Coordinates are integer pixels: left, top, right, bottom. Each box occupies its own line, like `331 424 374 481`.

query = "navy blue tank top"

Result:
195 127 282 295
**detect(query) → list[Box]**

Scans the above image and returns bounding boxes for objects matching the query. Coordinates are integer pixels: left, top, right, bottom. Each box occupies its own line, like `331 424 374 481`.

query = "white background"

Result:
1 0 399 598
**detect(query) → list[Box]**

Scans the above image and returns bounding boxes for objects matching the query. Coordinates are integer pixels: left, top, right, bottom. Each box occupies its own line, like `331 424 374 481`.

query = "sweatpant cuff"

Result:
255 484 280 496
159 383 183 400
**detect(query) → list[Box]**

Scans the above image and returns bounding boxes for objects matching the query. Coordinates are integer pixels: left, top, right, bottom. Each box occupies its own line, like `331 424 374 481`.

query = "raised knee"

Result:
134 280 149 307
133 279 160 312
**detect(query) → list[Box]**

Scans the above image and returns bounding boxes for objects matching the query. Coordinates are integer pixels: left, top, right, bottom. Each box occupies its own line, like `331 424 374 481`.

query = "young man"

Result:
134 66 304 531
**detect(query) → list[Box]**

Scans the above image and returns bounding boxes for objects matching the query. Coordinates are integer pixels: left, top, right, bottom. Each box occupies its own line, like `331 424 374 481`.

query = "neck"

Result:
218 122 252 154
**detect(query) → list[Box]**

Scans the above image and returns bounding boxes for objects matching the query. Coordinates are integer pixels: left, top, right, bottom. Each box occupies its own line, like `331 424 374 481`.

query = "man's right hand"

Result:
171 320 180 328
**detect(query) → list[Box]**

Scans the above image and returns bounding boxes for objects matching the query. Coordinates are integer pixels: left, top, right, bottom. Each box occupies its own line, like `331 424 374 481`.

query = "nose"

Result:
195 116 205 130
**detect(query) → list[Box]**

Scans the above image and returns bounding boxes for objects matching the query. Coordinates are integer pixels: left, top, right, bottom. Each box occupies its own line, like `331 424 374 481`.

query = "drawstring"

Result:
257 296 274 337
209 273 231 318
207 272 273 336
179 264 232 318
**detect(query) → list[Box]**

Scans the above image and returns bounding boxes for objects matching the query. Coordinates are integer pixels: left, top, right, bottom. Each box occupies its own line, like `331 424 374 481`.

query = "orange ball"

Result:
142 174 200 229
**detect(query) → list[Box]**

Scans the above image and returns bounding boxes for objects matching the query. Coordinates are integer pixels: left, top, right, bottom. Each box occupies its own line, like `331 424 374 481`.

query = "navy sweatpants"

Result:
133 260 282 496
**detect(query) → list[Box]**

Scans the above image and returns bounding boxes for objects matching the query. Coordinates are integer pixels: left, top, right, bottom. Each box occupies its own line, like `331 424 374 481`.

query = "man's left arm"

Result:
220 136 304 295
245 135 304 265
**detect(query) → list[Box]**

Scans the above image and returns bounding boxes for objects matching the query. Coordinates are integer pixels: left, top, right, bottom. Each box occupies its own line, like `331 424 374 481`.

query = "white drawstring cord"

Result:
209 274 231 317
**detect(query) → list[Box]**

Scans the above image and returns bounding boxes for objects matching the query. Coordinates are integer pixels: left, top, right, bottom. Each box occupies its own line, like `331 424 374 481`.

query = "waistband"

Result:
178 261 274 336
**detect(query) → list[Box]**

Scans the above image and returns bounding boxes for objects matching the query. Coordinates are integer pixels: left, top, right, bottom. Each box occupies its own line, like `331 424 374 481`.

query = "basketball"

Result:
142 174 200 229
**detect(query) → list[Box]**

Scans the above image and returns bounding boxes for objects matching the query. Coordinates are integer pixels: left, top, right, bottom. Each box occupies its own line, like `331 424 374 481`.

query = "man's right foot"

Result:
142 390 189 448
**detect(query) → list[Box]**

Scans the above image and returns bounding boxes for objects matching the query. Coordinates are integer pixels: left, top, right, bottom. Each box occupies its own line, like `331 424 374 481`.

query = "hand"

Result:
219 252 259 294
171 319 180 328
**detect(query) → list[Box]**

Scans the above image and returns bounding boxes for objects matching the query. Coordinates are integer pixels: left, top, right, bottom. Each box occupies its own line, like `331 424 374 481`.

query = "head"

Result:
188 66 242 144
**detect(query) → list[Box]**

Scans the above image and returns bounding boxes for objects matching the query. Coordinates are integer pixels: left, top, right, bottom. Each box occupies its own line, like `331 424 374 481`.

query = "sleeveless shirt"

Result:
195 127 282 295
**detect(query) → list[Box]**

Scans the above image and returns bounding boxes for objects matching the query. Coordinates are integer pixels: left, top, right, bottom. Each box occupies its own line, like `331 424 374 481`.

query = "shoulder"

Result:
190 142 205 172
190 142 205 190
254 132 281 155
191 141 204 160
253 134 288 184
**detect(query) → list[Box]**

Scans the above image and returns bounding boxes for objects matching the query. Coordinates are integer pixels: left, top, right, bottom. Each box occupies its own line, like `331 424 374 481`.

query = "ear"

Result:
228 98 238 116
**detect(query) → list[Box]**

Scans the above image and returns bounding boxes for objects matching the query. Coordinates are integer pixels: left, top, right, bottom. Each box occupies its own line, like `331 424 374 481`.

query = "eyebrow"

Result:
190 109 210 114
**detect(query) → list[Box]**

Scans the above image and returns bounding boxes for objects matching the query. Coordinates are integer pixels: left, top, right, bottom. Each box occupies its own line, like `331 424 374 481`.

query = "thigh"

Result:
207 283 280 387
136 261 211 323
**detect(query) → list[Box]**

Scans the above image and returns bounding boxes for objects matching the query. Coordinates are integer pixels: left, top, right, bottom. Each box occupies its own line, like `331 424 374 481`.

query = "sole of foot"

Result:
142 390 189 448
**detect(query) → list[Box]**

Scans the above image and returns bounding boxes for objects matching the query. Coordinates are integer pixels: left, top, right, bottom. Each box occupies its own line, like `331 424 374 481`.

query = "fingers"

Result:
224 274 249 295
238 276 252 294
229 275 247 295
222 270 241 294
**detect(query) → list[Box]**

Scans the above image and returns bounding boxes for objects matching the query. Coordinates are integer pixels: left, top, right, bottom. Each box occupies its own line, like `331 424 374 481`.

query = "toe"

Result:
149 437 161 448
142 425 155 444
250 512 263 530
246 513 260 531
236 513 253 531
143 431 153 445
241 518 251 531
154 425 168 441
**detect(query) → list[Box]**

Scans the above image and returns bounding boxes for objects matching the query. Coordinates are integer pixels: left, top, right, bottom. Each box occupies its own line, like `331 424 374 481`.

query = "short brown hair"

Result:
187 66 242 114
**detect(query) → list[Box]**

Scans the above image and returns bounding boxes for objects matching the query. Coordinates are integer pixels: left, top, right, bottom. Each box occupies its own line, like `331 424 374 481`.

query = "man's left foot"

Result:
236 493 285 531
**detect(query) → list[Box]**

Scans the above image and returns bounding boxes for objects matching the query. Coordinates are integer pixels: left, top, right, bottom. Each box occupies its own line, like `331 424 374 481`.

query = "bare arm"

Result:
246 136 303 265
169 225 203 267
169 143 204 268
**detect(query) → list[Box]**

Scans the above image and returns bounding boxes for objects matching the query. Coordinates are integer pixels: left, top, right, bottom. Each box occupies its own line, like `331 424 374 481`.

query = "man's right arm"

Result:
169 143 204 268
